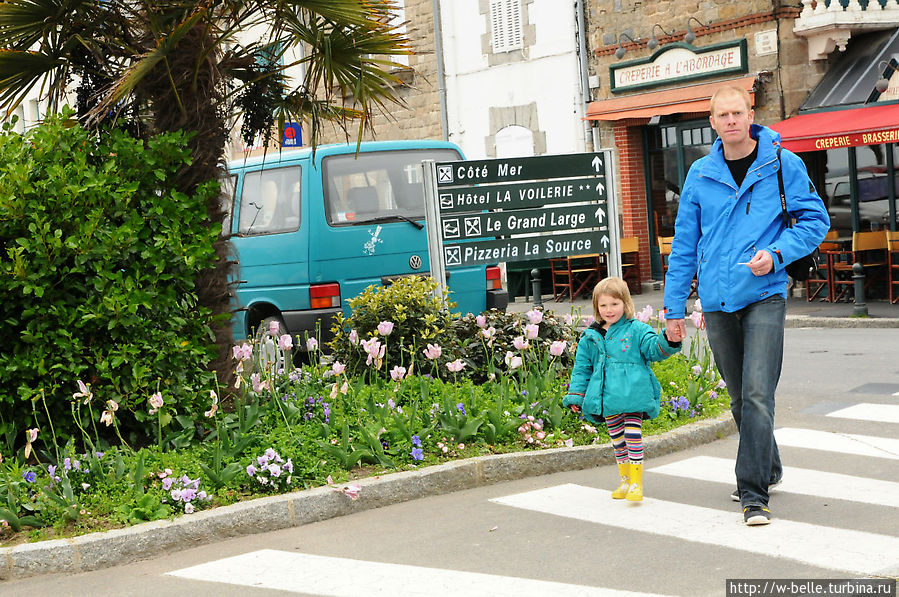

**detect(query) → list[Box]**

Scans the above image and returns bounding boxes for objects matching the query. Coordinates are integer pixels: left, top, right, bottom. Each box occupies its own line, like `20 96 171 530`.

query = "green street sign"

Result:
443 231 611 268
436 153 607 187
438 177 607 214
440 204 607 241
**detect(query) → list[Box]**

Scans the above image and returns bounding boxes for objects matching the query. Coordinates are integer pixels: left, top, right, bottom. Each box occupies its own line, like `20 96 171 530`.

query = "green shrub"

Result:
0 112 220 441
327 276 458 379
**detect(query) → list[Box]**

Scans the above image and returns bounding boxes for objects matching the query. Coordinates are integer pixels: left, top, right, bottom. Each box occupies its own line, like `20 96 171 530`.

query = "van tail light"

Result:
485 266 502 290
310 283 341 309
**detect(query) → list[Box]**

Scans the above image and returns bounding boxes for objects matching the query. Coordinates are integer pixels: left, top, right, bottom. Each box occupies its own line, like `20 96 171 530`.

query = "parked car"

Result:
223 140 507 364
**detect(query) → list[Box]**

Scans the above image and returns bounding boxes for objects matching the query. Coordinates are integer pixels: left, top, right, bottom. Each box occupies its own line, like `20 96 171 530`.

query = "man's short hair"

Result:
710 85 752 115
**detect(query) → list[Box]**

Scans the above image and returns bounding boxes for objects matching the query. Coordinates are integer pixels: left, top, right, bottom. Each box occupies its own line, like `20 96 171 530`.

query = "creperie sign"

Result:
813 129 899 150
611 42 746 92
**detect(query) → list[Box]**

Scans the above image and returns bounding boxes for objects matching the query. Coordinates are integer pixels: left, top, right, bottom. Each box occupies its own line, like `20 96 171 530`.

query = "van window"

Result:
323 149 459 226
238 166 301 235
220 174 236 237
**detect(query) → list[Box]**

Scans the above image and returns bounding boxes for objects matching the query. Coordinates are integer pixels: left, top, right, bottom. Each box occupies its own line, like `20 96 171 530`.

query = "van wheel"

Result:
254 316 293 374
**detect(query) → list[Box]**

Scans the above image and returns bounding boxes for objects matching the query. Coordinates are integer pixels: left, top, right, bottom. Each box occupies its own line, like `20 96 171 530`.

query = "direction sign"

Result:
438 177 606 214
440 204 607 241
436 153 606 187
443 231 608 267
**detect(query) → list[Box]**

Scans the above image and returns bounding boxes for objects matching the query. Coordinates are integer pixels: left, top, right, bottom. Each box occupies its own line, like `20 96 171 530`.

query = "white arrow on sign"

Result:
594 207 606 223
591 155 603 172
595 181 605 194
601 236 610 248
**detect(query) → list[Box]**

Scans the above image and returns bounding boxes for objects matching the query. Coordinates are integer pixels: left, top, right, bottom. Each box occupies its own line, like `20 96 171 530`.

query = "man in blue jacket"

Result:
663 85 829 526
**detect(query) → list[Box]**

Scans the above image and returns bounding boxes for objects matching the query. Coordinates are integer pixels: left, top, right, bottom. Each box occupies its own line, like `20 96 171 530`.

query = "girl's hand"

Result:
569 405 580 413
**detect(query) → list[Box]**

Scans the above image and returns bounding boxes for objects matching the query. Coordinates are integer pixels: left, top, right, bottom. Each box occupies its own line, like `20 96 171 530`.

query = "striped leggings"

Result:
604 412 643 464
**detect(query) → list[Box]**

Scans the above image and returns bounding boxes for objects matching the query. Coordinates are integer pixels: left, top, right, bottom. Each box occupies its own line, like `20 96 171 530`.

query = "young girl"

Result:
563 277 681 501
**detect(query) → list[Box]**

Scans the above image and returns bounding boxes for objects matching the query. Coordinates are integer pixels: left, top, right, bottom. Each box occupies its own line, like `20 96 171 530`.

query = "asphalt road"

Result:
2 327 897 597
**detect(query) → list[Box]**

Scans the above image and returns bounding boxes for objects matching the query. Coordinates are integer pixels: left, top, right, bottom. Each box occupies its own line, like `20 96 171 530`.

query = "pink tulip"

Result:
268 320 280 335
690 310 704 328
423 343 442 360
148 392 164 415
278 334 293 350
524 323 539 340
331 361 346 375
73 380 92 404
549 340 567 356
377 321 394 336
390 366 407 381
475 314 487 328
348 329 359 345
306 337 318 351
504 351 522 369
446 359 465 373
512 336 529 351
526 309 543 324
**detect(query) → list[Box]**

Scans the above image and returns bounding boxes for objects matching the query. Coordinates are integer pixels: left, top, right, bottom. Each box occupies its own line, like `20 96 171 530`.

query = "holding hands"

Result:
665 318 686 343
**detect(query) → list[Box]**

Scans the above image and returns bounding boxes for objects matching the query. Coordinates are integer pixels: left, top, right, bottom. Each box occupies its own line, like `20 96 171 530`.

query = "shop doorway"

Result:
644 120 716 279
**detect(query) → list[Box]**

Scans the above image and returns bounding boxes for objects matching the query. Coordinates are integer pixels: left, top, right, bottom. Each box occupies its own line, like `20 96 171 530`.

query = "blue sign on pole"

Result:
282 122 301 147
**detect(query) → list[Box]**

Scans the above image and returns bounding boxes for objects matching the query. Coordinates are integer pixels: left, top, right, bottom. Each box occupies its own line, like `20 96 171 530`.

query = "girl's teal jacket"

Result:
563 318 680 422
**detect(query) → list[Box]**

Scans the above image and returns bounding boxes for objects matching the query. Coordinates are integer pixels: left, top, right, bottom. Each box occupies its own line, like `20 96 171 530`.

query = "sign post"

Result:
422 150 617 299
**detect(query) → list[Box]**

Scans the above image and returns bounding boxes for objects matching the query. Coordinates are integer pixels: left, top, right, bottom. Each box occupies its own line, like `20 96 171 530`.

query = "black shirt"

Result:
725 143 758 188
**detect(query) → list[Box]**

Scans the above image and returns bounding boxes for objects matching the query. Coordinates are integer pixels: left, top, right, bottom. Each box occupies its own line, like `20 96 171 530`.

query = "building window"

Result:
489 0 523 53
389 1 409 67
495 125 534 158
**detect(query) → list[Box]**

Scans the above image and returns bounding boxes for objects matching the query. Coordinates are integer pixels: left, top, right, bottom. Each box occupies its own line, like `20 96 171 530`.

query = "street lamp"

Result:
875 60 899 93
684 17 709 44
615 32 639 59
647 24 675 51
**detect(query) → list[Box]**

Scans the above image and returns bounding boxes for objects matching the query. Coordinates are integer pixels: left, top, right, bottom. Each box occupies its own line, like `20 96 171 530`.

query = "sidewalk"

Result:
507 281 899 328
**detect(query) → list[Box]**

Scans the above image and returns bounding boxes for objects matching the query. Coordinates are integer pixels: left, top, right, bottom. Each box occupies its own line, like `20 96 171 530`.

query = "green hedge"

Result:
0 113 220 442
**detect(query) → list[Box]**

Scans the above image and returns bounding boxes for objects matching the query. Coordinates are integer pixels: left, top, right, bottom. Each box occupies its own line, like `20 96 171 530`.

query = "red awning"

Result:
770 103 899 153
585 75 758 121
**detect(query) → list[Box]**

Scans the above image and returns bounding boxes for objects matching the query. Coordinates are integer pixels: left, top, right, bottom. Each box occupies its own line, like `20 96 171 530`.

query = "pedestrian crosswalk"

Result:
491 483 899 576
825 403 899 424
651 455 899 508
168 550 671 597
164 398 899 594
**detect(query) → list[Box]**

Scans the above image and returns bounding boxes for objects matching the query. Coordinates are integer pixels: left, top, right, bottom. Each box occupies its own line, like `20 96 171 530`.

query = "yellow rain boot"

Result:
625 462 643 501
611 462 630 499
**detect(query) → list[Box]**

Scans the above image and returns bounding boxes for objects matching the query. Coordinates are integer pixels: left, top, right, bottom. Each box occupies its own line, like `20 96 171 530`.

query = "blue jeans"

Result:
703 296 785 508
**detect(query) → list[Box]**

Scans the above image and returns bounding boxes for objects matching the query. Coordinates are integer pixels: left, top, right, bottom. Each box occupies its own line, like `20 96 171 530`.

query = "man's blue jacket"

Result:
664 124 830 316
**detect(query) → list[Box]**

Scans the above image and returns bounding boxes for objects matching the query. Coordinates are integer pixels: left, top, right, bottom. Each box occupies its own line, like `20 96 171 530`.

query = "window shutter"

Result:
490 0 523 53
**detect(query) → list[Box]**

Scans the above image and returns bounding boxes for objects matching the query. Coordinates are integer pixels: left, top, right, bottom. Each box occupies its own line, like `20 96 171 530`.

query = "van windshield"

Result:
323 148 460 227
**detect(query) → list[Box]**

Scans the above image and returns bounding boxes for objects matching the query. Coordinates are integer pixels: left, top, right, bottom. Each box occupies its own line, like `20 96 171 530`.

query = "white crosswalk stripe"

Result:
825 403 899 424
774 427 899 459
490 484 899 576
167 549 671 597
650 455 899 508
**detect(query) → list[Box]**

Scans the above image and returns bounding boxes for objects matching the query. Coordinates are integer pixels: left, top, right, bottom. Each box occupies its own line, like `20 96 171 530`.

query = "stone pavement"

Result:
1 284 896 583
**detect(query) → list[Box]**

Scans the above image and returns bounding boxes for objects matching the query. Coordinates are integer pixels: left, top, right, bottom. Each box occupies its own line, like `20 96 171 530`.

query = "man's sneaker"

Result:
730 478 781 502
743 505 772 526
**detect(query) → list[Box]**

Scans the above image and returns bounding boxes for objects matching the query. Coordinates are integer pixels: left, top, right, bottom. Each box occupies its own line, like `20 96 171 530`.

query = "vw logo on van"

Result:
409 255 422 270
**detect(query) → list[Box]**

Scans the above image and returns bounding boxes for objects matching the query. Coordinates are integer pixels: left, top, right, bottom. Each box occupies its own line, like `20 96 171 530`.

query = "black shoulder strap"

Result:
776 147 791 229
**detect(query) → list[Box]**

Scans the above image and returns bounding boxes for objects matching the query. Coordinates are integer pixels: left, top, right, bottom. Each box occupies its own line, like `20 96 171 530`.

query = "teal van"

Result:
223 140 507 352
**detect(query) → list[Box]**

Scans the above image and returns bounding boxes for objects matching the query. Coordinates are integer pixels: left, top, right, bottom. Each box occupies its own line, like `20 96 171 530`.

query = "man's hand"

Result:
745 249 774 276
665 318 686 342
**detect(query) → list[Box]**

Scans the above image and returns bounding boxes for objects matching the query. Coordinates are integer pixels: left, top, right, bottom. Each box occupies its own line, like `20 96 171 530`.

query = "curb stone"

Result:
0 412 736 581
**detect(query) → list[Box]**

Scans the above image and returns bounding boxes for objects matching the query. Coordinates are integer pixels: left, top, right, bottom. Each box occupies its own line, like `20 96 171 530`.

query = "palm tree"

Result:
0 0 411 377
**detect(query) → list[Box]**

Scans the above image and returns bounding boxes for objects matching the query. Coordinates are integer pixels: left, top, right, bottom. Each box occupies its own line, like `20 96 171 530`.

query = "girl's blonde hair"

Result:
592 277 635 322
